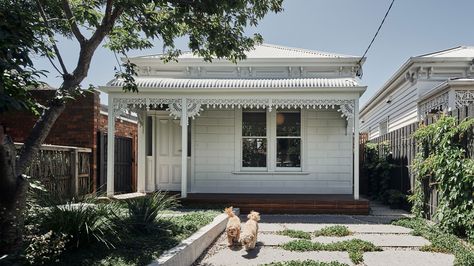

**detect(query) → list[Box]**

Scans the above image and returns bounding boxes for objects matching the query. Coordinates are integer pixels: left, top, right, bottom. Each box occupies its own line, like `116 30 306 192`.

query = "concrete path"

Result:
194 204 455 266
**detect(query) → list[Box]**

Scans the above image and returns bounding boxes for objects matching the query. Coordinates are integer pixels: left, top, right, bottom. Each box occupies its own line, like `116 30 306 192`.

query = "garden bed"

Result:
22 192 221 266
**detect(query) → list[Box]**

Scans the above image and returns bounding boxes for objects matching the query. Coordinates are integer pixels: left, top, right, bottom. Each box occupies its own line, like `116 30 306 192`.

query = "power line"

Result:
357 0 395 77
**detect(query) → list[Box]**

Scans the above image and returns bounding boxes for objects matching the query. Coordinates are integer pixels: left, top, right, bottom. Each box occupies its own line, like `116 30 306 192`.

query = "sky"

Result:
33 0 474 108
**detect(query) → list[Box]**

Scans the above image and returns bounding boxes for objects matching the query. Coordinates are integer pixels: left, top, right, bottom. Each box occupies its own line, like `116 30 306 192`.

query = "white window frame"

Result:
236 108 303 173
240 109 268 171
274 109 302 172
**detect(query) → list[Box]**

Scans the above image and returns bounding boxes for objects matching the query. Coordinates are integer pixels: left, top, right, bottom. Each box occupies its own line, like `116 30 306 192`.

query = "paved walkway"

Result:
194 203 455 266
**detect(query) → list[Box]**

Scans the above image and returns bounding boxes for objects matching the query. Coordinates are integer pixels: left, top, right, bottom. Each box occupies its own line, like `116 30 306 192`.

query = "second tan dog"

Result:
225 206 241 247
241 211 260 250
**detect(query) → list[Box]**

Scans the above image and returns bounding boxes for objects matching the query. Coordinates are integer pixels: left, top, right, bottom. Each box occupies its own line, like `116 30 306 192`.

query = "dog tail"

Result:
248 210 260 221
224 206 235 217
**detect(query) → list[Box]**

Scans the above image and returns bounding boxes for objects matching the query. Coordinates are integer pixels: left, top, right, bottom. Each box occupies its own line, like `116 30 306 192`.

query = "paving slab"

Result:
195 208 447 266
245 233 429 248
364 250 455 266
198 246 354 266
313 234 430 247
282 224 412 234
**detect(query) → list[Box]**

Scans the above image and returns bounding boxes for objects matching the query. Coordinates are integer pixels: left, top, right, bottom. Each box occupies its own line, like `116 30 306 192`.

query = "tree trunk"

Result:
0 99 65 261
16 101 66 176
0 136 28 261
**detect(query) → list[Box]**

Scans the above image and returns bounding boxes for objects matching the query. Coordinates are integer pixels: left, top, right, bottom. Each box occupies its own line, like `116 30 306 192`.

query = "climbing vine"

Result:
410 115 474 241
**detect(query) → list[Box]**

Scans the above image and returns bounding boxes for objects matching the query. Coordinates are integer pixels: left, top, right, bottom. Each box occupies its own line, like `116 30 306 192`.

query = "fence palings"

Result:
360 103 474 219
15 143 92 199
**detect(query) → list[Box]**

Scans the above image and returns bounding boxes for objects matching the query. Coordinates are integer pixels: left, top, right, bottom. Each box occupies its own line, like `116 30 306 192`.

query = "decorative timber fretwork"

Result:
418 92 449 116
455 90 474 108
112 97 356 121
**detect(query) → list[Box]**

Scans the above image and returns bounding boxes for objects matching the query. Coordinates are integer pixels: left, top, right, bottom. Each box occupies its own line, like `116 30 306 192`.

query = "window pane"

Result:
276 138 301 167
242 111 266 136
277 112 300 136
242 138 267 167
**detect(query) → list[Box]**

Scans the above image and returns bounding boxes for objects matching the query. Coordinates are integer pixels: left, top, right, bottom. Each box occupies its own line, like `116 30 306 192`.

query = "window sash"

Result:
242 110 267 168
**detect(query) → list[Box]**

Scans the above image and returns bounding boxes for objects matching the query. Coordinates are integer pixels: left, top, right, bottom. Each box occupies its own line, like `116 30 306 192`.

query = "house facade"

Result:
100 44 366 199
360 46 474 139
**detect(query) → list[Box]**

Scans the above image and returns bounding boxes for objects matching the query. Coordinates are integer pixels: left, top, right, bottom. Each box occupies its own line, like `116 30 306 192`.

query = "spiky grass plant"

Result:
123 191 179 233
40 201 117 248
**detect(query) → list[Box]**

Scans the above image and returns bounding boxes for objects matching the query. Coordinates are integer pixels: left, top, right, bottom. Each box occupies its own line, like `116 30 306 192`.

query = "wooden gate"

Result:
98 132 132 193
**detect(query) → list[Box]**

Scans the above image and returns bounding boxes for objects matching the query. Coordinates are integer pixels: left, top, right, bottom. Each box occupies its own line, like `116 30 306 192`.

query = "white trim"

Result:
353 100 360 200
234 109 242 172
232 171 310 175
267 110 275 171
106 95 115 196
100 110 138 124
137 111 146 193
151 115 157 191
180 98 188 198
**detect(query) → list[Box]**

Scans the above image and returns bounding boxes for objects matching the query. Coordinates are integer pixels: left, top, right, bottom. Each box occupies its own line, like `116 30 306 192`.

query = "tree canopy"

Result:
0 0 283 257
1 0 283 111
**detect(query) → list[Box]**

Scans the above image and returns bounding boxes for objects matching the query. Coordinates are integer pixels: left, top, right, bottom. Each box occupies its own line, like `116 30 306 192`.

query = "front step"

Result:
181 194 370 215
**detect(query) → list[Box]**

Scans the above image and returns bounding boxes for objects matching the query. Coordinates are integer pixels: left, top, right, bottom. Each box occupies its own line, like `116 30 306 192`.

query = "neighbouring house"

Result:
0 88 138 193
100 43 367 200
360 46 474 139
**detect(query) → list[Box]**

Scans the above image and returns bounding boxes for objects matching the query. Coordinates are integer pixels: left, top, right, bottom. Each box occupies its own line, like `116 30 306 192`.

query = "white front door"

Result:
156 117 182 191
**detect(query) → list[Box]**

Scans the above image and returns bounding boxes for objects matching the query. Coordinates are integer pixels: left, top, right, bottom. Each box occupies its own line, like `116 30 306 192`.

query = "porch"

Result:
181 193 370 215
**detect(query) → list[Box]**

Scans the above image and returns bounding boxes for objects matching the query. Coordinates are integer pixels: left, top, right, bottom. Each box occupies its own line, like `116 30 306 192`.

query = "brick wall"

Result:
0 89 138 192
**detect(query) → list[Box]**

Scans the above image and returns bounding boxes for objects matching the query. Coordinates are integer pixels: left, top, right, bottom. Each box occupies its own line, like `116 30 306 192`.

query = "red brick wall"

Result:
0 90 138 192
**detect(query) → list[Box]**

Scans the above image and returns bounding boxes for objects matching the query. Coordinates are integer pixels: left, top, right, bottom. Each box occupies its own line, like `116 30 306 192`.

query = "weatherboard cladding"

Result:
108 77 359 89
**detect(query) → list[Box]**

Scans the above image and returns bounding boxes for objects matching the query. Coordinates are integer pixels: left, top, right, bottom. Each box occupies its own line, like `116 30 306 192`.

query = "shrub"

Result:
278 229 311 239
39 202 117 248
383 189 408 209
314 225 352 237
411 116 474 241
23 230 69 265
363 141 396 200
123 192 179 232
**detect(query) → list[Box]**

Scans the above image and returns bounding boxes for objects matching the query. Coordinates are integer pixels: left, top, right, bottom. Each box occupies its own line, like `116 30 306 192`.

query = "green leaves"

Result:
280 239 381 264
411 115 474 242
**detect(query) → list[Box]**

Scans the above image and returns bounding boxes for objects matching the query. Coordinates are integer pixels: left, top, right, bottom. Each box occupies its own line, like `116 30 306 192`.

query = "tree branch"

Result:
61 0 86 44
35 0 69 75
70 3 123 83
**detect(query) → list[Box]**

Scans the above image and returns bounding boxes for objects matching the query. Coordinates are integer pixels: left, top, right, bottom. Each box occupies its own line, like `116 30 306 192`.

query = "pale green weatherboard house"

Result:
99 44 366 199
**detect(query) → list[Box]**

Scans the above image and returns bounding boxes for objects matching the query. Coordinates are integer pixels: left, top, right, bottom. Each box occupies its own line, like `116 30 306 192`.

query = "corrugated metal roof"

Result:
107 77 359 88
419 46 474 58
137 43 358 60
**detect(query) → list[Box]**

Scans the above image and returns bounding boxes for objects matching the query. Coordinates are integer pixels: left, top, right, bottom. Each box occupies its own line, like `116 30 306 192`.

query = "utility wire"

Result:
357 0 395 77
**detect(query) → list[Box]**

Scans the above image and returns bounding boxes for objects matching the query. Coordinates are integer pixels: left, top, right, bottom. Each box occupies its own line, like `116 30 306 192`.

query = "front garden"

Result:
19 189 219 265
364 116 474 241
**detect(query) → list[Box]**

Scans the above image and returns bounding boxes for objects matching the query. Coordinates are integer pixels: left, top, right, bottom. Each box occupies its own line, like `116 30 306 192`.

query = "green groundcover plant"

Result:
393 217 474 266
314 225 352 237
410 115 474 242
278 229 312 239
260 260 348 266
280 239 381 264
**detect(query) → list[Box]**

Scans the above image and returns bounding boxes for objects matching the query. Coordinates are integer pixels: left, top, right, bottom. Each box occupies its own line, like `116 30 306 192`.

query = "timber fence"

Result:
360 103 474 219
15 143 93 199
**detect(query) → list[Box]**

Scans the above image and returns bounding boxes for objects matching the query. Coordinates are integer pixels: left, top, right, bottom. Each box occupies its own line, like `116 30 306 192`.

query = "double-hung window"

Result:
242 110 267 168
241 109 301 171
276 111 301 169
